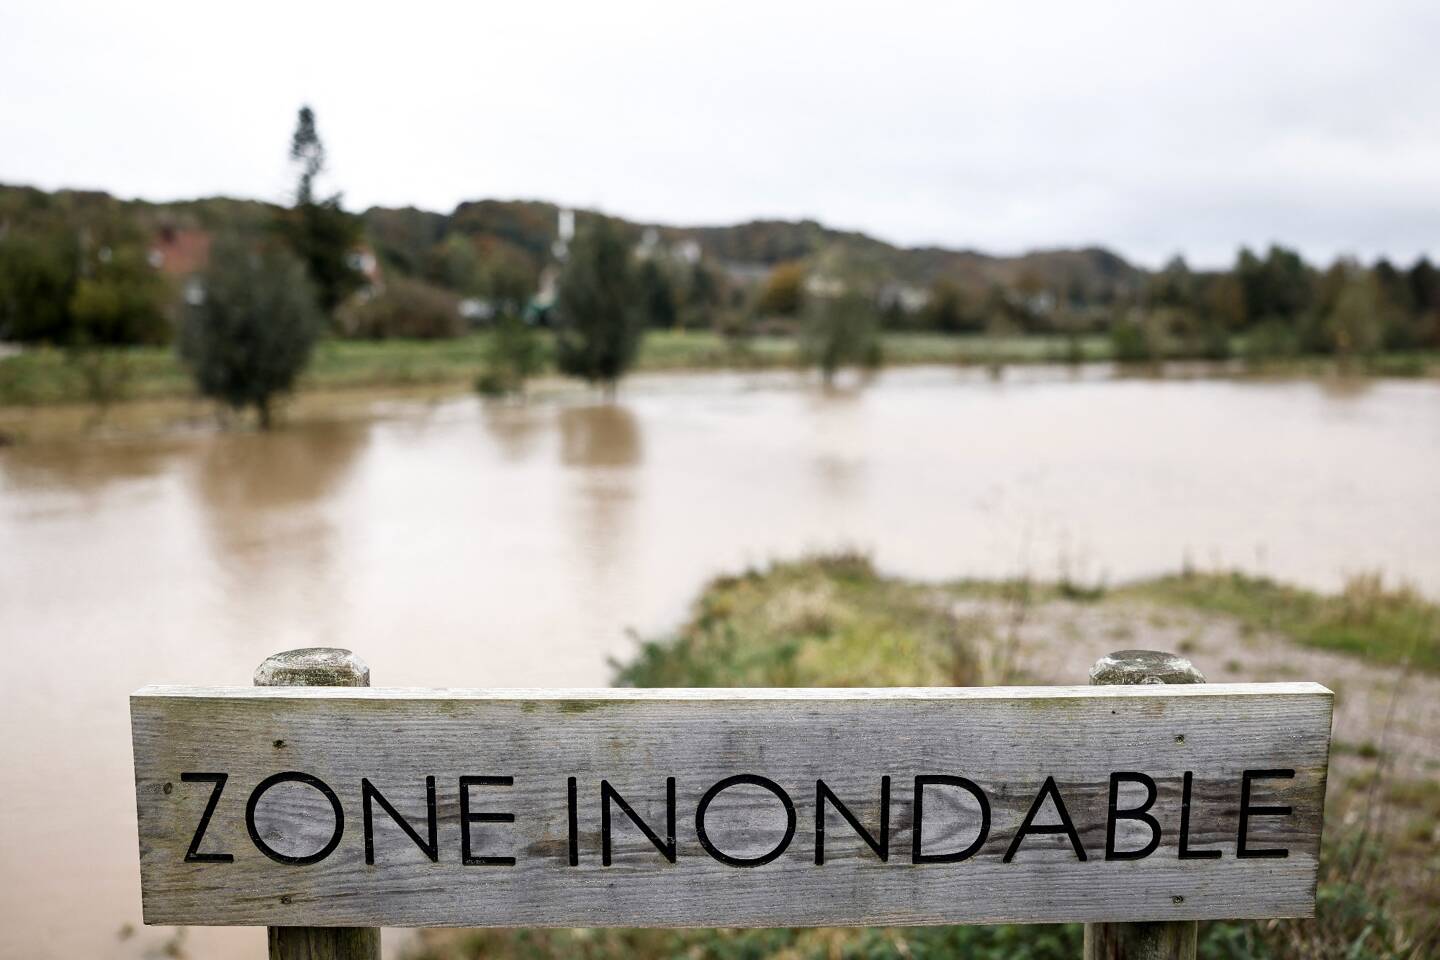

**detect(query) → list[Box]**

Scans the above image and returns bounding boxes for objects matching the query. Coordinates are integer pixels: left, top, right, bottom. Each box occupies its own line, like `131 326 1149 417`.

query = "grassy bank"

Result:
4 331 1437 409
411 557 1437 960
1127 572 1440 673
0 331 1098 407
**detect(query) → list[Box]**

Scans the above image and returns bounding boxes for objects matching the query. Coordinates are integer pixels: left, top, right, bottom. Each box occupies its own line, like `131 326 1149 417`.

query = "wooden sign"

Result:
131 683 1331 928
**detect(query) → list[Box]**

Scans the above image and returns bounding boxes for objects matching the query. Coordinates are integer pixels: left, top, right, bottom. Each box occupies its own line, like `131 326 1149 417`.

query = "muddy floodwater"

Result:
2 365 1438 959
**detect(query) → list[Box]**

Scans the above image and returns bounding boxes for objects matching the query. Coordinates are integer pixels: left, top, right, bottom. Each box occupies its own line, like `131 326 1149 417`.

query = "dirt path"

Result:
953 594 1440 913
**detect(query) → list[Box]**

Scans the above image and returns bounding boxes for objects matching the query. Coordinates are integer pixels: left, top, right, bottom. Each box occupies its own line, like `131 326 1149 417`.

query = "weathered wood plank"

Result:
130 683 1332 928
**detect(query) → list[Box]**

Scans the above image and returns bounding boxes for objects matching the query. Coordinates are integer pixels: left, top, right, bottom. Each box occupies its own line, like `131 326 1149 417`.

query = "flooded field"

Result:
2 365 1438 959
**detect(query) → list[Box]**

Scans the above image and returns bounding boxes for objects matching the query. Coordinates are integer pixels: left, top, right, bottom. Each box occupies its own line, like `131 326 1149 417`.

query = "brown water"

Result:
1 365 1438 959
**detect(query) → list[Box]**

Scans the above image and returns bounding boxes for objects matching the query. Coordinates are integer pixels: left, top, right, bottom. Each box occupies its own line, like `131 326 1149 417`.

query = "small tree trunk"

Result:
1084 649 1205 960
255 648 379 960
257 396 273 430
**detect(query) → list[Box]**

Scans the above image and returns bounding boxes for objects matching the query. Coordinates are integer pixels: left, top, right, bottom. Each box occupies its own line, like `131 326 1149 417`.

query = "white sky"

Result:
1 0 1436 268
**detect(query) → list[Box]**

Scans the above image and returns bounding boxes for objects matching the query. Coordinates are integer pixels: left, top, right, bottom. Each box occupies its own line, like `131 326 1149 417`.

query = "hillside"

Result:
0 182 1147 304
367 199 1146 302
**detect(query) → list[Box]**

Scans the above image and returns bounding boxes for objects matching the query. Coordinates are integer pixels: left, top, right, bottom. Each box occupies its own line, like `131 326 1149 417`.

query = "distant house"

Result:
148 226 382 307
719 261 772 287
675 239 701 265
459 297 495 324
530 264 561 323
346 246 383 296
344 245 384 306
804 273 845 299
148 226 211 306
552 209 575 261
635 229 703 267
879 282 930 313
636 227 662 259
148 226 211 275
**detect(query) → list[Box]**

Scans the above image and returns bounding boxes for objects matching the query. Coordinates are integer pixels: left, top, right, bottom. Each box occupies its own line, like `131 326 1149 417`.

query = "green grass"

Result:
1128 571 1440 673
0 330 1053 407
614 552 980 689
4 331 1437 409
0 336 512 406
0 345 189 404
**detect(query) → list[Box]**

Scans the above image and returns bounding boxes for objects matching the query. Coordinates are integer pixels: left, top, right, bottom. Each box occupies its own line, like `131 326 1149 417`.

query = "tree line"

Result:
2 105 1436 425
751 245 1440 366
1103 248 1440 364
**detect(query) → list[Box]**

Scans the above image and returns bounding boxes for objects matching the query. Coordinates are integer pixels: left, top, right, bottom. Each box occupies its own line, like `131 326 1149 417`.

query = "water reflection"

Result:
559 403 643 468
808 387 868 503
0 436 187 497
480 401 547 463
1317 375 1377 401
813 452 865 501
190 421 370 511
559 403 643 603
186 422 370 649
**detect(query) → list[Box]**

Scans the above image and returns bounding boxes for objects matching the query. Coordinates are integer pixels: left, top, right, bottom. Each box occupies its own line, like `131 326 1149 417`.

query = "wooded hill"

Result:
363 198 1145 303
0 183 1146 304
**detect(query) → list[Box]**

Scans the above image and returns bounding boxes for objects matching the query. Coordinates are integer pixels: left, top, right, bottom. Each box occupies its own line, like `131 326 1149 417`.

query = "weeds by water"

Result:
1131 571 1440 672
613 552 984 689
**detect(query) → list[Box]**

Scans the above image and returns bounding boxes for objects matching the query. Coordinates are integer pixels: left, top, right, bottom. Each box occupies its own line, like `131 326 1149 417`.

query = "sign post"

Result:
131 650 1331 956
1084 649 1208 960
253 648 380 960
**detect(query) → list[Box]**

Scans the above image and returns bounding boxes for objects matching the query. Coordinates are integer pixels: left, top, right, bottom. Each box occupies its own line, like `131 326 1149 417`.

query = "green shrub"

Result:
1242 318 1302 364
613 554 979 690
1109 311 1161 363
800 291 883 383
554 218 645 388
339 276 463 339
1134 571 1440 672
476 313 544 396
178 235 322 428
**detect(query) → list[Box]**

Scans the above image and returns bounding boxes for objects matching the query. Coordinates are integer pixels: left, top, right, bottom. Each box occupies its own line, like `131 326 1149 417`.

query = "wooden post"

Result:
255 648 381 960
1083 649 1205 960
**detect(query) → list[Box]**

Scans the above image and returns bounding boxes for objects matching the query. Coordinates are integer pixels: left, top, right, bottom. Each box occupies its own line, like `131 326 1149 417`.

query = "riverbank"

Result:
3 331 1438 444
3 330 1436 408
411 556 1439 960
0 332 1053 407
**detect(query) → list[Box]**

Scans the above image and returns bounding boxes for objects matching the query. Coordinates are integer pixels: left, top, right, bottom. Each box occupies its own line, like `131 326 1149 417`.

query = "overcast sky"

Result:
2 1 1436 268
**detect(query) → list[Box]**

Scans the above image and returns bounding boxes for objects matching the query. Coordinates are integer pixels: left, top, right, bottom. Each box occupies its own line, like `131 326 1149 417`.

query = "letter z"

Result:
182 772 235 863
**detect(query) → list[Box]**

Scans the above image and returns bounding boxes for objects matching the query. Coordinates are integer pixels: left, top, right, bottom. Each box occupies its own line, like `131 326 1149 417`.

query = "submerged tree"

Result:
279 105 363 316
1324 263 1384 363
179 236 322 429
553 218 644 390
923 279 980 333
477 312 544 397
801 290 882 384
682 260 723 331
69 243 169 346
637 258 678 330
756 261 806 317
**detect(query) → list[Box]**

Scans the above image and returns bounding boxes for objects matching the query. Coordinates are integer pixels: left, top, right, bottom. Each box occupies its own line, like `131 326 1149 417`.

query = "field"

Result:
4 331 1437 412
0 332 1096 408
410 556 1439 960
